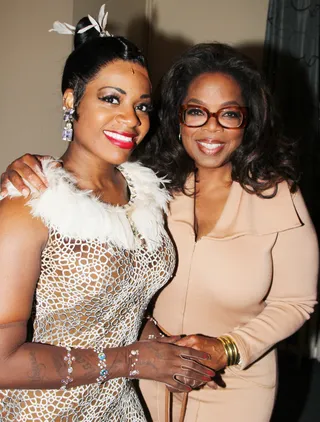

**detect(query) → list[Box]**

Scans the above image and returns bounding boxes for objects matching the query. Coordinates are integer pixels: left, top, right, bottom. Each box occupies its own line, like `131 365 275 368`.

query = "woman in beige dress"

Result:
1 43 318 422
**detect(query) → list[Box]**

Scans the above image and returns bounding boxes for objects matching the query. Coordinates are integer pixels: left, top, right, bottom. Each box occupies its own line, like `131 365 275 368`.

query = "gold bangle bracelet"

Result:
224 342 234 366
225 338 236 365
218 336 232 366
224 336 239 366
218 335 240 366
227 336 240 365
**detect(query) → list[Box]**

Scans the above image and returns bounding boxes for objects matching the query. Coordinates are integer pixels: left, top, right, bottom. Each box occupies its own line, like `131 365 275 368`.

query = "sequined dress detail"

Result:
0 160 175 421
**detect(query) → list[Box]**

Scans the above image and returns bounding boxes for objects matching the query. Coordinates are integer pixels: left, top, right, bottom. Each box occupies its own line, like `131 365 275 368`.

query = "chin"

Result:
194 151 234 170
194 157 223 169
101 150 133 166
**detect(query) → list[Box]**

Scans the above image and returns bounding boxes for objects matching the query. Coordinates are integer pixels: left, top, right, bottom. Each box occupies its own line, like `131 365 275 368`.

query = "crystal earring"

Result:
62 107 74 142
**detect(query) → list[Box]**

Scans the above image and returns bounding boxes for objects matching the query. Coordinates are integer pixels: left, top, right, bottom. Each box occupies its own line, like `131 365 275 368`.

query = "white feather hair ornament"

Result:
49 4 111 37
49 21 76 35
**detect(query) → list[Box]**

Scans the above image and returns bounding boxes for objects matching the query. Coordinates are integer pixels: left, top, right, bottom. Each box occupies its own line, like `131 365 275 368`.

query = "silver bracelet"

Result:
94 346 109 385
60 346 75 390
128 349 140 377
146 315 158 326
147 333 166 340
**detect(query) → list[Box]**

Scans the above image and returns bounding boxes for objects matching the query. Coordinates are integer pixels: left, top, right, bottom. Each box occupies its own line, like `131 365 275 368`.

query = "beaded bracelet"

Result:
128 349 140 377
60 346 75 390
147 333 165 340
146 315 158 326
94 346 109 385
217 335 240 366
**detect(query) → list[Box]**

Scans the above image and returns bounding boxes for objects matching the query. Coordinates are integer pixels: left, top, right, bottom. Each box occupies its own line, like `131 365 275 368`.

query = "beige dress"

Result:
141 179 318 422
0 160 175 422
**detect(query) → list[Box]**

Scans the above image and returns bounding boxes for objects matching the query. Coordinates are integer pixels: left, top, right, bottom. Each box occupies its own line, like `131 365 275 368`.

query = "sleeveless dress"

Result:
0 159 175 422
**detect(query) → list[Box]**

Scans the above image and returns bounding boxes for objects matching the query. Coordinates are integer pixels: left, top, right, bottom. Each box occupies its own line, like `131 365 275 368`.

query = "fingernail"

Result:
22 189 29 197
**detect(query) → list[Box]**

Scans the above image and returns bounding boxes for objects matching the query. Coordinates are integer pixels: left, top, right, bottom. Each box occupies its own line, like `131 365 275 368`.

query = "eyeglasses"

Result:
179 105 248 129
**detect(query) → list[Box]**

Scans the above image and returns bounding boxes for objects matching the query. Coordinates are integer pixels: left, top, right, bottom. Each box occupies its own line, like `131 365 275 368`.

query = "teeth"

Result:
198 142 223 150
104 131 133 142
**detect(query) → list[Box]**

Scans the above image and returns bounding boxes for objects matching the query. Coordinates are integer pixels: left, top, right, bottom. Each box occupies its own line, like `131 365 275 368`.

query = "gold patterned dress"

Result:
0 160 175 422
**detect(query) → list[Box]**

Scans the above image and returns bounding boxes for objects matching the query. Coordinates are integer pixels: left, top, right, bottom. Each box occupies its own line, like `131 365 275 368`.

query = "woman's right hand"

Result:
0 154 55 198
126 341 215 393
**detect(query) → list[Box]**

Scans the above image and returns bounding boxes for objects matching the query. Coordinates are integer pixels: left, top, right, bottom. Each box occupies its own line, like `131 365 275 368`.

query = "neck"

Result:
196 163 233 191
60 143 120 190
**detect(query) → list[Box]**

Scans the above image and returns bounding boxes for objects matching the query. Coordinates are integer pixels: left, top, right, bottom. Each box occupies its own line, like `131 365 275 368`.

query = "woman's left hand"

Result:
175 334 227 372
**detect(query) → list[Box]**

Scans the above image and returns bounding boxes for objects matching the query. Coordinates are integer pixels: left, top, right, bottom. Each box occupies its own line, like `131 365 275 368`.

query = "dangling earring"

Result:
178 133 182 142
62 106 74 142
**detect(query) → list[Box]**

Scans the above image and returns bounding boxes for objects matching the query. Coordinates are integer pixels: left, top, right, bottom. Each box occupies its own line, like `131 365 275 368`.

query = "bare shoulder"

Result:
0 196 48 248
0 196 48 324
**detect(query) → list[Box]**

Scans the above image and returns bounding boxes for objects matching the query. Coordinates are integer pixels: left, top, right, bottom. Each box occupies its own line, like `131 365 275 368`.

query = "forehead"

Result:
88 60 151 92
185 72 243 103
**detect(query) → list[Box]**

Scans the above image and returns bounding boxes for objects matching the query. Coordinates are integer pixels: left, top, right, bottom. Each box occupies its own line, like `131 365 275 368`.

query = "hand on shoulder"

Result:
0 154 57 198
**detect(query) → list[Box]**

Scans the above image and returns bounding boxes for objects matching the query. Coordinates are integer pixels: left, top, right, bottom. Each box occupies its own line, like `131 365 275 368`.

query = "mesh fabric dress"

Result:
0 160 175 422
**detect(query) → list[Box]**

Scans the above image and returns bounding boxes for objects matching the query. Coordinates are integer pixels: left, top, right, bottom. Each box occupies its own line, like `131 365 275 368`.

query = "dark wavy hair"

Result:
137 42 298 197
61 17 147 118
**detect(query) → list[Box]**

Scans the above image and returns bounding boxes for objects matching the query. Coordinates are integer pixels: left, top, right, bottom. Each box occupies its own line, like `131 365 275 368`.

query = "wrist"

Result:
96 346 129 380
124 343 141 379
146 332 165 340
145 315 158 326
140 318 164 341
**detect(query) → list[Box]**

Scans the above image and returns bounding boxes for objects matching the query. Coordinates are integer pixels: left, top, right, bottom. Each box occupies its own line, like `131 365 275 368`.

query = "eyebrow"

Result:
99 86 126 95
186 98 205 105
98 86 151 99
187 98 243 107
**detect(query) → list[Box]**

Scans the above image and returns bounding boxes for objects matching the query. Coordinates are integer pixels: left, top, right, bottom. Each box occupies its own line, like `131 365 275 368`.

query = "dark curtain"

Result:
264 0 319 219
263 0 320 359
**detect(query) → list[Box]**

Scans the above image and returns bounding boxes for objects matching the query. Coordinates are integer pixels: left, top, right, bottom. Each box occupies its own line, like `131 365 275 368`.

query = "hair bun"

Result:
74 17 100 50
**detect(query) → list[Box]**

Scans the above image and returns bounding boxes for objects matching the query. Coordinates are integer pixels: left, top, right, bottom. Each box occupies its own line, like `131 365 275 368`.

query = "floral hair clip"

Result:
49 4 111 37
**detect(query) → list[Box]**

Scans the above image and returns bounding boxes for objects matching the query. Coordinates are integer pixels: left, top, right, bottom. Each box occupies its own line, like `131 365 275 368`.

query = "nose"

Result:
116 106 141 128
203 114 223 132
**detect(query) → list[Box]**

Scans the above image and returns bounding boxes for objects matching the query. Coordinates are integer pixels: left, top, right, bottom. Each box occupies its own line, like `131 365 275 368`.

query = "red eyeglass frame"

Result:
179 105 248 129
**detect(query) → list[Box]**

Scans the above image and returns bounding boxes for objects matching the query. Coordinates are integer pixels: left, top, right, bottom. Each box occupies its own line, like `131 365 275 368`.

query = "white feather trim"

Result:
5 159 171 251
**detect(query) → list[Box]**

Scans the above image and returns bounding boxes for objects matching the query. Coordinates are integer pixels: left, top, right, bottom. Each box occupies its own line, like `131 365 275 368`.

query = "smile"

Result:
103 130 136 150
196 141 224 155
197 142 223 150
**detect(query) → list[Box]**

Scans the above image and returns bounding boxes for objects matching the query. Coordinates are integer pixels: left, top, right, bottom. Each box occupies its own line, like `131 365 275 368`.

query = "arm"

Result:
0 196 106 389
0 197 213 391
176 190 318 372
228 190 318 369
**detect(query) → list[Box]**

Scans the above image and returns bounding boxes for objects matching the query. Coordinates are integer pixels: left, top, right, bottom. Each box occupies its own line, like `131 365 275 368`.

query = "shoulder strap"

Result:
165 389 189 422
